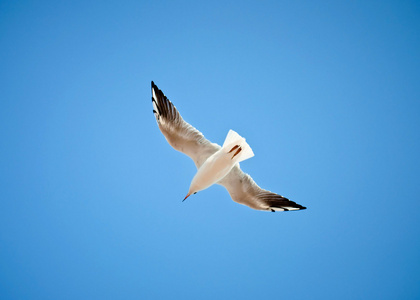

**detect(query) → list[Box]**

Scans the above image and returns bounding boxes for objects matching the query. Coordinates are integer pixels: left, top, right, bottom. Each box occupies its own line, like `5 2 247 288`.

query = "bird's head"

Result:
183 180 202 202
182 190 197 202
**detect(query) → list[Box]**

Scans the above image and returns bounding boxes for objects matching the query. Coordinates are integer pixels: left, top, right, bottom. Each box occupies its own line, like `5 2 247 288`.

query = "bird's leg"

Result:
231 146 242 159
228 145 239 153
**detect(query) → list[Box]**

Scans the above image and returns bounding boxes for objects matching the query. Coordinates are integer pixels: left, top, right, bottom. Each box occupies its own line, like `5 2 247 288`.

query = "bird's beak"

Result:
182 193 191 202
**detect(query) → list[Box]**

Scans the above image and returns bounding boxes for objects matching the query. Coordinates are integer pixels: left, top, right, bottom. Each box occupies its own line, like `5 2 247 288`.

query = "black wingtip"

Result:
295 205 307 211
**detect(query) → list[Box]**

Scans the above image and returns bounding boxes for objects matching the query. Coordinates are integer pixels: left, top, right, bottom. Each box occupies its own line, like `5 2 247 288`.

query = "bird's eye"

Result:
194 192 197 194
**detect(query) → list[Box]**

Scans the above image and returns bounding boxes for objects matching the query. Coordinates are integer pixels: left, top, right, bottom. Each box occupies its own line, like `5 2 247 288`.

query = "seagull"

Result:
151 81 306 212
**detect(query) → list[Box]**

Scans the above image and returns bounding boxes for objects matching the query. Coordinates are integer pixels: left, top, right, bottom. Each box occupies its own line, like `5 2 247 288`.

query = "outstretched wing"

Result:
151 81 220 168
218 165 306 212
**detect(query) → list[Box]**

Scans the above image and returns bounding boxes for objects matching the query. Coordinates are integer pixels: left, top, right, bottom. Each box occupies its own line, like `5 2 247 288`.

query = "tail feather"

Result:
222 130 254 163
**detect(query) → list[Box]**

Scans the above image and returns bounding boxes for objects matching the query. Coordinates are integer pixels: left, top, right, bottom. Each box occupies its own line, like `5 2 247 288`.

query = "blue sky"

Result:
1 0 419 299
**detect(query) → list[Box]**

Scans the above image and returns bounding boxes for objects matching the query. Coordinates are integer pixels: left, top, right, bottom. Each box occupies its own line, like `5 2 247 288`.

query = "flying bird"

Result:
151 81 306 212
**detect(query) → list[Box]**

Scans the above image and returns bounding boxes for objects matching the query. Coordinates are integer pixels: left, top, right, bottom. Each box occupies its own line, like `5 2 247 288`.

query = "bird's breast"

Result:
190 150 236 192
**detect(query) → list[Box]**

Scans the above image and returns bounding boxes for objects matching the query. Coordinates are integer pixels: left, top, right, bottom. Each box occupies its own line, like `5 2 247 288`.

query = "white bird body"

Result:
188 130 254 196
190 150 234 194
151 81 306 212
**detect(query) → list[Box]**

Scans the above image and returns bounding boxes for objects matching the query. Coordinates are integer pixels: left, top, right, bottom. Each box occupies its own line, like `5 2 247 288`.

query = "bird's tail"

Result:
222 130 254 163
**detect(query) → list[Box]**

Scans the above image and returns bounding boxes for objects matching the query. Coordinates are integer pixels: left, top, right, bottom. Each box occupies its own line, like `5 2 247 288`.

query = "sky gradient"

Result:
1 0 420 299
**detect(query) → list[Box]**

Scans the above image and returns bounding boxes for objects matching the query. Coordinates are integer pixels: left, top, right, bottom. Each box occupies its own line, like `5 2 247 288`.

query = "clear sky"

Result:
1 0 419 299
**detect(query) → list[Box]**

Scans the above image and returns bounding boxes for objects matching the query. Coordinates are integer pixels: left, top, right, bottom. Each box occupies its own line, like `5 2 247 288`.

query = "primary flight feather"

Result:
151 81 306 212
